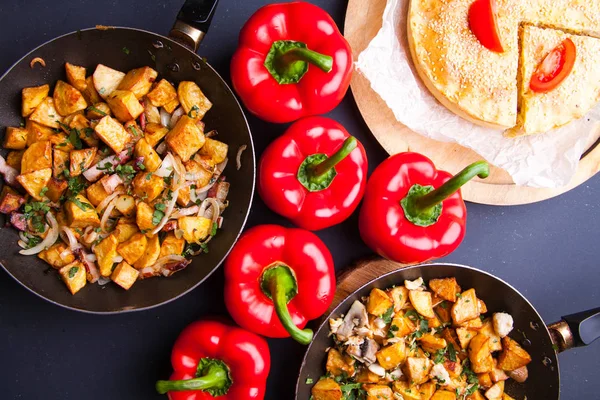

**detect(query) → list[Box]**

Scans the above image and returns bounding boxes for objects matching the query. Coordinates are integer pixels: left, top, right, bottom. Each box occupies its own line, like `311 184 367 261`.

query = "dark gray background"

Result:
0 0 598 399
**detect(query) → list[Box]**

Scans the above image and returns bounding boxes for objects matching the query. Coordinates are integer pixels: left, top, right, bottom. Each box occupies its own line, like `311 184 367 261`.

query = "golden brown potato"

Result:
21 140 52 174
469 334 494 374
93 234 119 277
106 90 144 122
444 359 463 378
177 81 212 120
387 285 408 312
198 138 228 164
458 317 483 330
163 97 180 113
69 147 97 177
497 337 532 371
479 319 502 352
178 216 212 243
53 80 88 116
133 234 160 269
53 149 70 179
477 372 493 390
429 278 461 303
65 63 87 91
456 327 477 349
59 261 87 295
490 365 508 383
132 172 165 202
441 328 467 361
419 382 437 400
81 75 101 105
159 232 185 257
45 177 68 203
431 390 457 400
390 311 417 338
17 168 52 200
136 201 156 234
68 114 99 147
451 288 480 325
478 299 488 314
392 381 421 400
144 123 169 147
114 194 135 217
118 66 158 99
29 97 63 129
26 119 54 146
22 84 50 117
325 348 355 377
364 384 393 400
111 260 140 290
403 357 432 385
86 102 111 119
147 79 177 107
114 221 139 243
409 290 435 319
93 64 125 99
166 115 206 162
5 150 24 170
484 381 504 400
376 341 406 370
134 138 161 172
311 378 342 400
184 159 213 187
117 232 148 264
366 288 393 316
467 390 487 400
38 243 75 269
418 334 447 353
3 127 28 150
65 194 100 228
94 116 131 153
354 369 381 384
426 314 442 329
0 187 24 214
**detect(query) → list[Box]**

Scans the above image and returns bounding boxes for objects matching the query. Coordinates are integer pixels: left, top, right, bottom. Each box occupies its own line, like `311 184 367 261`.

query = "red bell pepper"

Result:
224 224 335 344
359 153 489 264
155 319 270 400
259 117 367 231
230 2 353 123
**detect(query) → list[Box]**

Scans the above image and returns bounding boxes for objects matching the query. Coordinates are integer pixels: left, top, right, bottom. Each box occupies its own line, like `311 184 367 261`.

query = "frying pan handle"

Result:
548 307 600 352
170 0 220 52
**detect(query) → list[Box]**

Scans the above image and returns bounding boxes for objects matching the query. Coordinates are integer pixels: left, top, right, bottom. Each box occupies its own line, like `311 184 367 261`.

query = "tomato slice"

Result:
530 38 576 93
468 0 504 53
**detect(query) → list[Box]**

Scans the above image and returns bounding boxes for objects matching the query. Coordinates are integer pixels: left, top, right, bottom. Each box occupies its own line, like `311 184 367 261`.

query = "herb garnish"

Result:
188 104 200 118
122 46 130 55
70 197 93 211
87 105 108 116
68 266 79 278
380 306 394 324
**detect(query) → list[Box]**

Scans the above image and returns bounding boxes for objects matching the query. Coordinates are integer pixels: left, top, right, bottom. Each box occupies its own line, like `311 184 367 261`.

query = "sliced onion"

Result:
205 129 217 138
82 229 98 245
195 159 227 194
96 192 120 213
75 248 100 283
97 276 111 286
139 266 157 279
86 254 98 262
171 154 186 189
217 216 223 229
174 229 184 239
113 255 123 263
100 196 118 231
19 213 59 255
160 108 171 127
101 174 123 194
215 181 230 202
60 226 81 251
156 142 167 155
171 205 199 218
17 240 27 249
169 107 185 129
149 255 187 272
83 150 132 182
0 154 19 187
151 188 179 234
19 232 29 243
236 145 247 170
154 152 175 177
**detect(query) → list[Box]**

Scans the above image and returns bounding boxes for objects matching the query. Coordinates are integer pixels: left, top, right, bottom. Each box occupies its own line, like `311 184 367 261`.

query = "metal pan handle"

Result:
170 0 220 52
548 307 600 352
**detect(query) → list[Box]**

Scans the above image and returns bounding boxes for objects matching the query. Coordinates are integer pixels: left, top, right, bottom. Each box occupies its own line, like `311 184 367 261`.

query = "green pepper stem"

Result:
279 47 333 73
261 265 313 345
155 360 230 394
309 137 357 180
413 161 490 213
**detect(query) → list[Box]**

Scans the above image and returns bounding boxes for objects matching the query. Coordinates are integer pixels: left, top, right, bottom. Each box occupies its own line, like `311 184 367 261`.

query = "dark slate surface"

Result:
0 0 598 399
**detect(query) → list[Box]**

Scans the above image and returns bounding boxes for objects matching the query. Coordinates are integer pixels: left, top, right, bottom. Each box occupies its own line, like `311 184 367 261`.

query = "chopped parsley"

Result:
152 203 165 225
340 382 365 400
387 324 399 338
115 164 136 183
67 177 86 197
67 128 83 149
122 46 130 55
39 187 49 197
23 233 42 249
210 222 218 236
380 306 394 324
135 159 146 170
70 197 92 211
68 266 79 278
23 201 51 233
433 348 446 364
145 172 152 181
82 127 95 137
447 343 457 362
188 104 200 118
305 378 313 385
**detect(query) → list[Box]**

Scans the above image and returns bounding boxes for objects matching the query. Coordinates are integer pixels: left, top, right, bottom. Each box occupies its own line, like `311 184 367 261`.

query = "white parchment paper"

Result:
356 0 600 188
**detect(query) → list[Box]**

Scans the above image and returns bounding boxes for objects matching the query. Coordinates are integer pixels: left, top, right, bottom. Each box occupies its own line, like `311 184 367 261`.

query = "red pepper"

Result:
155 319 270 400
359 153 489 264
224 224 335 344
258 117 367 231
230 2 353 123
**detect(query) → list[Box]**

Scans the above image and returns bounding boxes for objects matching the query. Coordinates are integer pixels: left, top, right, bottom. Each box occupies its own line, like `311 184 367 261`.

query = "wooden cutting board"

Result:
344 0 600 205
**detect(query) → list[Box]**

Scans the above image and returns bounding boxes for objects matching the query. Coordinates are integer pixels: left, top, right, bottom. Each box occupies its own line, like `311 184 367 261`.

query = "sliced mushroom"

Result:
336 300 369 341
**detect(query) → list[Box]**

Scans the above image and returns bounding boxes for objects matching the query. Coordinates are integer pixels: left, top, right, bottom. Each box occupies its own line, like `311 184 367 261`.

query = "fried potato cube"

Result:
46 177 68 203
390 311 417 338
387 285 408 312
166 115 206 162
451 289 480 325
311 378 342 400
409 290 435 319
490 364 508 383
111 260 139 290
132 172 165 202
484 381 504 400
53 149 70 179
133 234 160 269
355 369 382 384
86 102 111 119
178 81 212 120
93 234 118 277
113 194 135 217
53 80 88 116
365 288 392 317
65 63 87 91
22 84 50 117
364 384 393 400
21 140 52 174
469 334 494 374
429 278 461 303
65 194 100 228
467 390 487 400
184 159 213 187
419 381 437 400
496 337 532 371
118 66 157 99
134 138 161 172
159 232 185 257
325 348 355 377
26 120 54 146
84 180 109 207
163 97 180 113
456 327 477 349
392 381 421 400
93 64 125 99
418 334 447 353
38 242 75 269
3 127 28 150
441 328 467 361
477 373 493 390
69 147 97 177
478 299 487 314
431 390 457 400
136 201 156 233
59 261 87 295
427 314 442 329
147 79 177 107
29 97 62 129
0 186 25 214
480 320 502 352
80 76 100 105
501 394 515 400
376 341 406 370
178 216 211 243
198 138 228 164
144 123 169 147
94 116 131 153
403 357 433 385
68 114 99 147
459 317 483 330
106 90 144 122
6 150 24 170
117 232 148 264
17 168 52 200
114 221 139 243
443 360 463 378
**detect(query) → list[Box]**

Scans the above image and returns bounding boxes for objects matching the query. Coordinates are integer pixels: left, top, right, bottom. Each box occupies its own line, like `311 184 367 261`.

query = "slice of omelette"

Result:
513 25 600 136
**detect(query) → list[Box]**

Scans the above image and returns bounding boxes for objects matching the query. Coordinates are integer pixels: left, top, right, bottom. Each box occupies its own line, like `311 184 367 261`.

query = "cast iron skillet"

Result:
296 263 600 399
0 0 255 313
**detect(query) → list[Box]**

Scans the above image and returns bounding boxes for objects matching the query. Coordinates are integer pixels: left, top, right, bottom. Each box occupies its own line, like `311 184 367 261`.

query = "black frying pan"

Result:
0 0 255 313
296 263 600 399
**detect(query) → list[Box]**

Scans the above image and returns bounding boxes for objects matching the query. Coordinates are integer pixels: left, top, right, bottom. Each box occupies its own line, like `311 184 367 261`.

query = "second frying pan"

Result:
296 263 600 399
